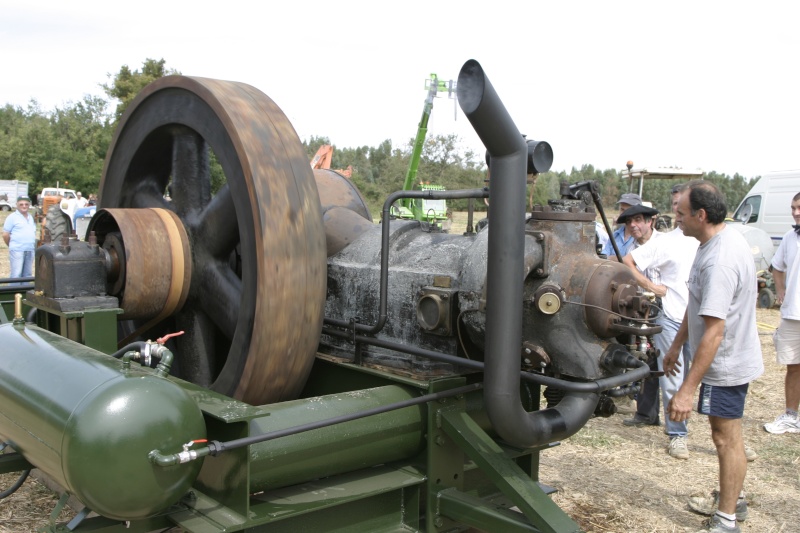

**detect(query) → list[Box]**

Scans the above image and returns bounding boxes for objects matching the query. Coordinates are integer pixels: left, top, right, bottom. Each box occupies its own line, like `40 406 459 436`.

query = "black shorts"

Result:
697 383 749 419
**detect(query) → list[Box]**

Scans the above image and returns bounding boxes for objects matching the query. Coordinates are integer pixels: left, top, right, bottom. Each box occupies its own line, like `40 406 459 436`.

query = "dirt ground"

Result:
541 307 799 533
1 211 797 532
0 212 10 278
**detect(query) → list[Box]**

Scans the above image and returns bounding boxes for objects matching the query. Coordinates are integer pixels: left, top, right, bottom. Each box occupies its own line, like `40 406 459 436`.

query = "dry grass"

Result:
1 212 796 532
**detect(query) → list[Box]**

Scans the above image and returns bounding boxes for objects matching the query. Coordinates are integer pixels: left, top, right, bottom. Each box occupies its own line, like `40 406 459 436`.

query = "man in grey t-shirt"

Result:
663 181 763 533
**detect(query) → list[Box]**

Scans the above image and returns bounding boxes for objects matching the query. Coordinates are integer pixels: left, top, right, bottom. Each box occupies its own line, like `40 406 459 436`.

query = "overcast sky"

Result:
2 1 798 179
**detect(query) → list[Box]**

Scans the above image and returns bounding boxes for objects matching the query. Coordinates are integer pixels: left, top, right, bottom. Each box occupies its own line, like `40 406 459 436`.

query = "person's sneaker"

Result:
615 396 637 415
687 490 748 522
694 514 741 532
763 413 800 434
744 446 758 462
668 436 689 459
622 414 659 427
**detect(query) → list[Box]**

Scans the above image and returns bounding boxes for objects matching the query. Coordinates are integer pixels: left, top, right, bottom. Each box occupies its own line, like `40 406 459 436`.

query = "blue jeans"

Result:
636 316 693 436
9 250 34 279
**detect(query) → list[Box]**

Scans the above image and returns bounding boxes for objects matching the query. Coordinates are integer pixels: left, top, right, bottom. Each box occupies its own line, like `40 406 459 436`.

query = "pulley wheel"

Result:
98 76 327 405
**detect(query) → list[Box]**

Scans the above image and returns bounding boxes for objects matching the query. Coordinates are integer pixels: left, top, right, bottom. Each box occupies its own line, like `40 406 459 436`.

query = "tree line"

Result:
1 59 757 216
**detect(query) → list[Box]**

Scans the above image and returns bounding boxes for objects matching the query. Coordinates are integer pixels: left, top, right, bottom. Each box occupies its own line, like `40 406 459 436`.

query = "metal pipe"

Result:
0 277 34 286
111 341 147 359
458 59 601 448
150 382 483 467
0 468 29 499
324 187 488 335
322 325 649 392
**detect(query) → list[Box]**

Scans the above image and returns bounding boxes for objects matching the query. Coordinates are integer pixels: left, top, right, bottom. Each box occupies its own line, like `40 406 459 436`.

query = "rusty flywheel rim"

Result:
98 75 327 405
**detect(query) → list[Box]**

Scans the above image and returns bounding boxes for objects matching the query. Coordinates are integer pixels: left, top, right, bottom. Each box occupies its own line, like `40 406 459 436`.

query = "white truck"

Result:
731 169 800 252
0 180 29 211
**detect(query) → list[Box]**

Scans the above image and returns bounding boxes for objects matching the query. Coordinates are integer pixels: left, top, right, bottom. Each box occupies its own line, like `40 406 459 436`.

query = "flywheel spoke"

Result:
198 260 241 340
170 128 211 217
127 180 173 210
197 184 239 259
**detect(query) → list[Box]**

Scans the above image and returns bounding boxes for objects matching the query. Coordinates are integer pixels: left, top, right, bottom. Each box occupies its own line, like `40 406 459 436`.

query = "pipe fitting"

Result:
459 60 600 448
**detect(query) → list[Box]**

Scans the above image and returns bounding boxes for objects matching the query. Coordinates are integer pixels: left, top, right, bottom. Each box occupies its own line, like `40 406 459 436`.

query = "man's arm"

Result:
2 230 10 246
773 268 786 305
622 253 667 297
668 315 725 422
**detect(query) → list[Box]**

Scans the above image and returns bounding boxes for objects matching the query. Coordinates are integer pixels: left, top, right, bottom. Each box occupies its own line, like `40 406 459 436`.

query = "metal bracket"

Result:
440 410 582 533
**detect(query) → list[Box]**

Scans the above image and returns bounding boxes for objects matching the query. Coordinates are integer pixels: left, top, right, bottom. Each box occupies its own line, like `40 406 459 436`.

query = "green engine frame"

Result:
0 290 584 533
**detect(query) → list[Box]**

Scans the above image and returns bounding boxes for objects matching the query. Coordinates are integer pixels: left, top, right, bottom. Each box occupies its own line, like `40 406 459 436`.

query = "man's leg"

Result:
8 250 23 278
21 250 34 278
698 382 749 529
785 363 800 412
709 415 746 516
656 317 688 437
624 358 660 425
766 320 800 434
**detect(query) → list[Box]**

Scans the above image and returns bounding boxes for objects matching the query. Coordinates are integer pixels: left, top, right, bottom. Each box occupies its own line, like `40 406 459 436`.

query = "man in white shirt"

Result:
621 198 699 460
763 191 800 435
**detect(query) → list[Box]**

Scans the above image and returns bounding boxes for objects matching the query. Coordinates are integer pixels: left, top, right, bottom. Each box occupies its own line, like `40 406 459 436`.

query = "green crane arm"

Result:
401 74 450 218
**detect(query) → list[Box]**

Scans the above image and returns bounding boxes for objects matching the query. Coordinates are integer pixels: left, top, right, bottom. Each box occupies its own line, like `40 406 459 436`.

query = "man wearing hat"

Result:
601 192 644 257
2 196 36 278
621 185 701 460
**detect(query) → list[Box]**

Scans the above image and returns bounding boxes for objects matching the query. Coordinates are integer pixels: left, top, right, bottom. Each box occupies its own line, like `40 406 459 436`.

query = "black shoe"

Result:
622 415 659 427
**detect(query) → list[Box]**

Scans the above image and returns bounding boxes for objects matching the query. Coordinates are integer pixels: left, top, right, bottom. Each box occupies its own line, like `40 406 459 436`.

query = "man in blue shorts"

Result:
664 181 763 533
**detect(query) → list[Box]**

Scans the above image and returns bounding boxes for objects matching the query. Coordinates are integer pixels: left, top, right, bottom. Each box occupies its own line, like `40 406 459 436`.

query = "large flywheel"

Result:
96 76 327 405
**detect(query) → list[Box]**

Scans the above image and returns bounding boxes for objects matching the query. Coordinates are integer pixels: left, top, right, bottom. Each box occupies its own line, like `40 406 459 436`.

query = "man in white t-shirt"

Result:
763 191 800 435
621 196 699 460
664 181 763 533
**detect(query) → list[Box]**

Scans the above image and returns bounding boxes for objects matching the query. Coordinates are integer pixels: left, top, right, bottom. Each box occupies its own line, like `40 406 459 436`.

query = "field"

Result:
1 212 798 532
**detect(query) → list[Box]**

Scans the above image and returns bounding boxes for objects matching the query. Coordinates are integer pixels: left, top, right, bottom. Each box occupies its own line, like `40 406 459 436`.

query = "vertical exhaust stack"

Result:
458 59 598 448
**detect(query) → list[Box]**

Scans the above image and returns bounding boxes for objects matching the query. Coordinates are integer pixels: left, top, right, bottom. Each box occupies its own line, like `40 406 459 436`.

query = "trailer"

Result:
0 180 29 211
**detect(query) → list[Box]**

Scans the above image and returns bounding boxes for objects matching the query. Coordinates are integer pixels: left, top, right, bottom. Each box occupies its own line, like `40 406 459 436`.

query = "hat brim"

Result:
617 205 660 224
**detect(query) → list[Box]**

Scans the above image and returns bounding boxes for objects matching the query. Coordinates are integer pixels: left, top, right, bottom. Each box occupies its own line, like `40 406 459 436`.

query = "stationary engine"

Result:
0 60 658 533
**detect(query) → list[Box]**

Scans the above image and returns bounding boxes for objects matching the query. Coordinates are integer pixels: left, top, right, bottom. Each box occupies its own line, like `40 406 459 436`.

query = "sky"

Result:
2 1 799 179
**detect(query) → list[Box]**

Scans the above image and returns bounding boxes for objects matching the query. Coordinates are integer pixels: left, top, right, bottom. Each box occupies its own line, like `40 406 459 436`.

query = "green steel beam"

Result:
437 487 538 533
440 410 583 533
425 377 468 532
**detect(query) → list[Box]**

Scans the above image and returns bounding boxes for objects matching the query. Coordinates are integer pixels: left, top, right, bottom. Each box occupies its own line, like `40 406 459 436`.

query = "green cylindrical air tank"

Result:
248 385 426 492
0 323 206 520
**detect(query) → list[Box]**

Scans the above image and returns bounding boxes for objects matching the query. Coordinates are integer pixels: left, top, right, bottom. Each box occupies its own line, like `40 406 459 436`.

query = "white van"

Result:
731 170 800 251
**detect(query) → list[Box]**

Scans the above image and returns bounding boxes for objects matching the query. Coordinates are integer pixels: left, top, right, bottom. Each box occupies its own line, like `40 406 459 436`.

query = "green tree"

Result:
101 58 179 123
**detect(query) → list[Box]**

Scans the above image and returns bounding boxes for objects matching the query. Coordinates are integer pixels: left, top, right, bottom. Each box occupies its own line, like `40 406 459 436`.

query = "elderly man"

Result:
621 186 699 460
2 196 37 278
664 181 763 533
601 192 643 257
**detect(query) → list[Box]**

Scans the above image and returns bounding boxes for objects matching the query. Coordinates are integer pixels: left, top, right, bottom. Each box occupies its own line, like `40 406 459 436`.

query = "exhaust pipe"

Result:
457 59 598 448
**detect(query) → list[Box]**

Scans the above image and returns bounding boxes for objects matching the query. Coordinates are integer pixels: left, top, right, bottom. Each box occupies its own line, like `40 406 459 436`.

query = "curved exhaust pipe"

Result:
457 59 598 448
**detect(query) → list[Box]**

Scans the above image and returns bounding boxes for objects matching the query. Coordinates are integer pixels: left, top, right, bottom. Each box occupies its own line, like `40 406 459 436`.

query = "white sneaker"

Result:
764 413 800 434
669 436 689 459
